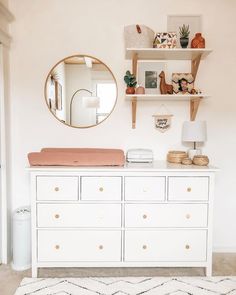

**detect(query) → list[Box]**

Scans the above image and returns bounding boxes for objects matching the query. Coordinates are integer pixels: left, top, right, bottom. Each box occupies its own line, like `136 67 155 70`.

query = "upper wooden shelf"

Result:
126 48 213 60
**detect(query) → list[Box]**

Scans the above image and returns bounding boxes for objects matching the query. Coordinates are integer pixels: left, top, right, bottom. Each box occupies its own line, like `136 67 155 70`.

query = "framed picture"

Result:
167 15 202 48
172 73 194 94
137 61 167 94
55 80 62 110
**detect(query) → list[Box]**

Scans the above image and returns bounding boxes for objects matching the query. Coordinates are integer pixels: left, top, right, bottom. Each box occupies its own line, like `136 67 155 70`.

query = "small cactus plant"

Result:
179 24 190 39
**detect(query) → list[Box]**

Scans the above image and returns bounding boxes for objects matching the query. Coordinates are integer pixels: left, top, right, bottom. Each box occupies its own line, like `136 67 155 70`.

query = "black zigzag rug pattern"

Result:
14 277 236 295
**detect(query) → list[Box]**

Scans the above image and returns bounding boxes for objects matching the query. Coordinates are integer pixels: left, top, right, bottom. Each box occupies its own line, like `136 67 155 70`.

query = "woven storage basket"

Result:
167 151 188 164
181 158 193 165
193 155 209 166
124 24 155 48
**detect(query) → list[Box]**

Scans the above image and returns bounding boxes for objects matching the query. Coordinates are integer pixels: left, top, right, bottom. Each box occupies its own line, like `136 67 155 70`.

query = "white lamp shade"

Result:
182 121 207 142
83 96 100 108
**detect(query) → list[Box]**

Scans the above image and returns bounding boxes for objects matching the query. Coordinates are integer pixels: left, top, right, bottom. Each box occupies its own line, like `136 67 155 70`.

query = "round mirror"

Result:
45 55 117 128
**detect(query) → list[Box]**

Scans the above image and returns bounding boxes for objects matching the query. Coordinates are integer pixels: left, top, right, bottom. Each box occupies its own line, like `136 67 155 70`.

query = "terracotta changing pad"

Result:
28 148 125 167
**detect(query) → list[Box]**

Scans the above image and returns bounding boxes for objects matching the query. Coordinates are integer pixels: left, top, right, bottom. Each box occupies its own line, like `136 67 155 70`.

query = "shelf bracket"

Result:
191 54 202 80
190 97 201 121
131 53 138 128
132 96 137 129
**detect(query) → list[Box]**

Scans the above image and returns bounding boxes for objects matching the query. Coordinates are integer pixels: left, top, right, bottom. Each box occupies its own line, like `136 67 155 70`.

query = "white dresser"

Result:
28 161 217 277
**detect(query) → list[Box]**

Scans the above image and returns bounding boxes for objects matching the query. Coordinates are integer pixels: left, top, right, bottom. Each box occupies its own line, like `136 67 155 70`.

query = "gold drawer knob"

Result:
98 245 103 250
99 187 104 192
143 214 147 219
55 245 60 250
186 214 191 219
185 244 190 250
54 214 60 219
187 187 192 192
142 245 147 250
54 187 59 192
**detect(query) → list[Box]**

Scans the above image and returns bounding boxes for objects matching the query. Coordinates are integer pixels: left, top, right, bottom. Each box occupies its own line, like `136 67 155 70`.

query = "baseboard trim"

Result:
213 247 236 253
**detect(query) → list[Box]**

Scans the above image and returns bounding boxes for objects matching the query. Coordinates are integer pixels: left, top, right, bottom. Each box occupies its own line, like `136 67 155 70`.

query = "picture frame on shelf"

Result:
172 73 194 94
167 15 202 48
137 60 167 94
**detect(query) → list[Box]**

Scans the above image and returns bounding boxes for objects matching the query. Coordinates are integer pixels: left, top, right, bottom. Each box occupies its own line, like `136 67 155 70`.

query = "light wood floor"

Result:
1 253 236 295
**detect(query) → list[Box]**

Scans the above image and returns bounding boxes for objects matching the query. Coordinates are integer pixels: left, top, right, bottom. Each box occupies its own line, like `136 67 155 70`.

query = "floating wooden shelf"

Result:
125 48 212 128
126 48 213 60
125 94 210 101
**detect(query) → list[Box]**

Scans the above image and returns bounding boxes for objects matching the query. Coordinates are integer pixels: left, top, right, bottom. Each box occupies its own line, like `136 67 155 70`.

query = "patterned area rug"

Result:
14 277 236 295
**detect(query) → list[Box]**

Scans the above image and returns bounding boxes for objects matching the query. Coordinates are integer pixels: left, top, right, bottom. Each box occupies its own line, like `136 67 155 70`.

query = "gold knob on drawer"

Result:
54 214 60 219
99 187 104 192
143 214 148 219
55 245 60 250
98 245 104 250
186 214 191 219
142 245 147 250
54 187 59 192
185 244 190 250
187 187 192 192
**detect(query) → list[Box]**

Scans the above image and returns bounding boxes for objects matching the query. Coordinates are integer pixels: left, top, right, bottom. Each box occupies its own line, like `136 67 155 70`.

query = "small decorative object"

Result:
167 151 188 164
172 73 194 94
179 24 190 48
191 33 205 48
159 71 173 94
152 104 173 133
153 32 177 48
137 61 166 94
182 121 207 159
124 24 155 48
124 70 137 94
167 15 202 48
181 158 193 165
193 155 209 166
135 86 145 94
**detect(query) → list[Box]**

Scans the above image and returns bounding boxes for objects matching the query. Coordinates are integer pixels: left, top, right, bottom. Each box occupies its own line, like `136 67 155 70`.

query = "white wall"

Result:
8 0 236 251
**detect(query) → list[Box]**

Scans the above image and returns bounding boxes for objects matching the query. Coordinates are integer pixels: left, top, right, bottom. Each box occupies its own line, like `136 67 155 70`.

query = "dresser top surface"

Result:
27 161 218 172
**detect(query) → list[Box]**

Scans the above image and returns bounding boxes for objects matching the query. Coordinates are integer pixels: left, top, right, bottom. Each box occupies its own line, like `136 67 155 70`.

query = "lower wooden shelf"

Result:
125 94 209 129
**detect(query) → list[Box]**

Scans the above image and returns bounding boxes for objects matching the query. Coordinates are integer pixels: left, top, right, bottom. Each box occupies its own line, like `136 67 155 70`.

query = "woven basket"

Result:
181 158 193 165
167 151 188 164
193 155 209 166
124 24 155 48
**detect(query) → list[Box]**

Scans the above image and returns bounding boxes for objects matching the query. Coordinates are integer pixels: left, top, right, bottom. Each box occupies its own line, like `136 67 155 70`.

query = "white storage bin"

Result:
12 207 31 271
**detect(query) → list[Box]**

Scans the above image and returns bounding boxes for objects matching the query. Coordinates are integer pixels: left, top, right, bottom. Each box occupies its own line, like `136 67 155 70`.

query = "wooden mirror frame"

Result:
44 54 118 129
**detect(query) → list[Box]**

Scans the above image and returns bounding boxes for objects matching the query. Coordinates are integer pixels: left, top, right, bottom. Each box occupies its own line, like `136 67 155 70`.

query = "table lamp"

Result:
182 121 207 159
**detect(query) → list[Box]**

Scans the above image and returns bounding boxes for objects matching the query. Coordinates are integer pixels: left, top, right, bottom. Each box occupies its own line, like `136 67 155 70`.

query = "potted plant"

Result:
124 70 137 94
179 24 190 48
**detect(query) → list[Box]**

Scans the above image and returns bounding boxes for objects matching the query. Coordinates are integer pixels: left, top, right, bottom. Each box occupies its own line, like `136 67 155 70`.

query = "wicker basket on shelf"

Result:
167 151 188 164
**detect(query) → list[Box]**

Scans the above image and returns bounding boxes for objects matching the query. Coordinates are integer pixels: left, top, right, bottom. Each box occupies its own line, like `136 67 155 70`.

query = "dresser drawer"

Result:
168 177 209 201
125 177 165 201
38 230 121 262
81 177 122 200
36 176 78 201
125 204 208 228
125 230 207 262
37 203 121 228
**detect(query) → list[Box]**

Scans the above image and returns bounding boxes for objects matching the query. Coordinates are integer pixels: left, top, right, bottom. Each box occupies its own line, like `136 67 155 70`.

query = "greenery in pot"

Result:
124 70 137 94
179 24 190 48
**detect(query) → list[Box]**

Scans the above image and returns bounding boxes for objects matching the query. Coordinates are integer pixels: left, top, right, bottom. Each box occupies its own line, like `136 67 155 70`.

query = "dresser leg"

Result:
32 266 38 278
205 266 212 277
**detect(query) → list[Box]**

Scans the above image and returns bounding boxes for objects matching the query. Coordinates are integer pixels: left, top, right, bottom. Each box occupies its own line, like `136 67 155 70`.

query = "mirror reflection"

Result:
45 55 117 128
